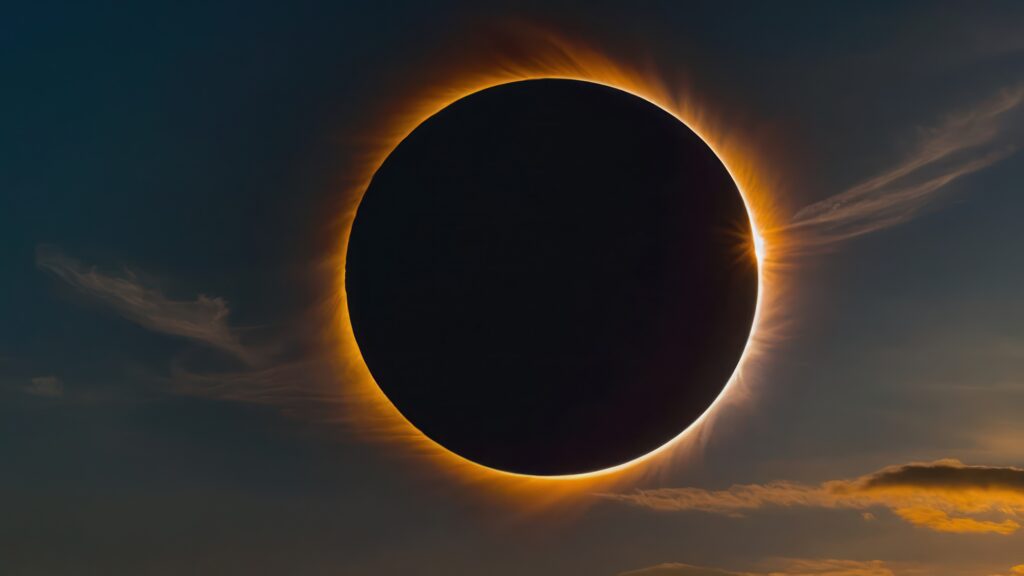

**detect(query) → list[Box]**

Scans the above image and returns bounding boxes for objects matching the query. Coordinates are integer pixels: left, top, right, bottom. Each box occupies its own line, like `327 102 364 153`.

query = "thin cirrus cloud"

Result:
24 375 64 398
602 459 1024 535
619 559 895 576
36 246 340 415
36 245 253 363
169 357 343 421
786 85 1023 251
619 560 1024 576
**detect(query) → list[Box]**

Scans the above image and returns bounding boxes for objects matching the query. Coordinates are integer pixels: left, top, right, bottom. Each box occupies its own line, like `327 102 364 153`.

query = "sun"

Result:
327 27 787 505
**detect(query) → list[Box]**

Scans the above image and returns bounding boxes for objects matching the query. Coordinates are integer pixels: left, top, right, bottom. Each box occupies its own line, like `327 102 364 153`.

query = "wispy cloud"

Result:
603 459 1024 535
621 559 1024 576
36 246 252 363
788 86 1023 249
36 246 345 418
24 375 64 398
170 358 344 421
620 559 895 576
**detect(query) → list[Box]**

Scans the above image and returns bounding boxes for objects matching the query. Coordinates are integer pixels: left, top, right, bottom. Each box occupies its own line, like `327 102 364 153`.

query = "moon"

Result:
345 79 758 476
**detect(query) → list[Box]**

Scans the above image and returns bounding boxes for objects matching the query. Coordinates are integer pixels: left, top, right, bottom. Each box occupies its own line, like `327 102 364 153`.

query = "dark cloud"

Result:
862 461 1024 491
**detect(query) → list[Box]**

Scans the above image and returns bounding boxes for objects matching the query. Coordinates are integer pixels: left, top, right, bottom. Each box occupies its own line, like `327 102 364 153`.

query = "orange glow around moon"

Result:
327 28 788 506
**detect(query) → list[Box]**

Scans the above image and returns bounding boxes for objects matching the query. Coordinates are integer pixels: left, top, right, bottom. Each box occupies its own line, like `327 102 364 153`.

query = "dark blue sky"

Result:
3 2 1024 575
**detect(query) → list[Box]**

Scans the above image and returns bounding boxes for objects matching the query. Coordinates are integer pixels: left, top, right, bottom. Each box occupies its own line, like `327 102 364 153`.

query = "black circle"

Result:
346 79 757 476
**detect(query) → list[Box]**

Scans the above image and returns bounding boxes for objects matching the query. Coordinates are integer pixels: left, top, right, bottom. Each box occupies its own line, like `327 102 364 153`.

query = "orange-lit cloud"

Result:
603 459 1024 534
620 559 895 576
622 559 1024 576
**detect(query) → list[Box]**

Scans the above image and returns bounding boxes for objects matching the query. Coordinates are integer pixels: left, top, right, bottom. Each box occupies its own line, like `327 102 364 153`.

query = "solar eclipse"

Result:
345 79 759 477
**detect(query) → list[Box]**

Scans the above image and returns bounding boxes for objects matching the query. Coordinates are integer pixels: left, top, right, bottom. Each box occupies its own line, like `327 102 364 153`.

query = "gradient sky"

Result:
3 2 1024 575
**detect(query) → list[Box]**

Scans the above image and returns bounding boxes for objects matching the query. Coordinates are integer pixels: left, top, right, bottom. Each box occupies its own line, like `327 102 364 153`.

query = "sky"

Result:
3 1 1024 575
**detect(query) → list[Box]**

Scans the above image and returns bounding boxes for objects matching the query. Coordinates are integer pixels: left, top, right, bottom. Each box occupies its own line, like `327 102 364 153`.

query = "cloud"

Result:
620 559 895 576
622 560 1024 576
34 246 345 420
169 358 344 421
24 376 64 398
788 85 1023 249
36 246 252 363
620 563 740 576
603 459 1024 535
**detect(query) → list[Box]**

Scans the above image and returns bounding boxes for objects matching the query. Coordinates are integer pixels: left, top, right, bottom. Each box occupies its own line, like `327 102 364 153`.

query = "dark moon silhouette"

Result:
346 79 758 476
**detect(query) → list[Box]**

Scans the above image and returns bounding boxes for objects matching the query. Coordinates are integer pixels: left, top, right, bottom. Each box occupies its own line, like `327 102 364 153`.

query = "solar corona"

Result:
344 79 760 477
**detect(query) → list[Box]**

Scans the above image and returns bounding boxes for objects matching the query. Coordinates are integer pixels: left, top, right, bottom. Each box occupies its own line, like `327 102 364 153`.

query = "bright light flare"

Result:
753 230 767 263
